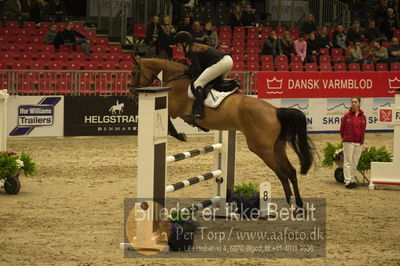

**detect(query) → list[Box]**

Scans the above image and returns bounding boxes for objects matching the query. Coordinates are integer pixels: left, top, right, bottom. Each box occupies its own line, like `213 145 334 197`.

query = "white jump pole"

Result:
0 89 9 151
370 91 400 189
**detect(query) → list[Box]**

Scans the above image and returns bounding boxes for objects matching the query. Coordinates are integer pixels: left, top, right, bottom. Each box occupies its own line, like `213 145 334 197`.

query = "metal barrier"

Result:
267 0 350 28
0 70 132 96
0 70 258 96
86 0 129 44
307 0 350 28
131 0 171 25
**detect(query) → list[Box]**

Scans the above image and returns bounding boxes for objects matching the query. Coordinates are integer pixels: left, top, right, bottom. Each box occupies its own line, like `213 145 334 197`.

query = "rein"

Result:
131 58 189 88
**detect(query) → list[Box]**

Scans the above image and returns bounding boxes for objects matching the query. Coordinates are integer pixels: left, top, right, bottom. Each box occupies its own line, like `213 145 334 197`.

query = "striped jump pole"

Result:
0 90 9 151
165 170 222 193
166 143 222 163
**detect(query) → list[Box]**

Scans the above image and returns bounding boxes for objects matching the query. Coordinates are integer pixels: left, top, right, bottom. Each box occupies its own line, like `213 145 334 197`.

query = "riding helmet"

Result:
174 31 193 44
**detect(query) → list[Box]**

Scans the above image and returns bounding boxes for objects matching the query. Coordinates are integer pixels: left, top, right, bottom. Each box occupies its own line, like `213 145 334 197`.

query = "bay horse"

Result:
129 57 313 208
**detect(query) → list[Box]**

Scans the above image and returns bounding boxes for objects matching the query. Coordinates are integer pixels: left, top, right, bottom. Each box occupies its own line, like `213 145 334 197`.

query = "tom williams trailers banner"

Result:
257 72 400 98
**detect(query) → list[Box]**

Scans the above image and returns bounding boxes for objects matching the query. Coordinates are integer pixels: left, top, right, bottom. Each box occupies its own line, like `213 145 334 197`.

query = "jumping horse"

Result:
129 56 314 208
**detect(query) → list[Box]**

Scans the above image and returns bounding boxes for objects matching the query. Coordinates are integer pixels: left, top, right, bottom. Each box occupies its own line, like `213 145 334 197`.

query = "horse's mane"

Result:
142 56 189 67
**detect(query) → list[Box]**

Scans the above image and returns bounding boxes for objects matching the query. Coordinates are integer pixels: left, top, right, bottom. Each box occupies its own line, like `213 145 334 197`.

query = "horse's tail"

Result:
276 108 313 175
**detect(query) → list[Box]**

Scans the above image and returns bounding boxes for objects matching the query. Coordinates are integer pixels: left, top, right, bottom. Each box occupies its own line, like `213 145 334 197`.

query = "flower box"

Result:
0 151 36 194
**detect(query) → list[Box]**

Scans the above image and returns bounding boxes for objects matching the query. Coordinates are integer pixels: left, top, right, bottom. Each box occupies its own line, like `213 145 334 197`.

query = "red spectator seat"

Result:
319 55 331 64
290 63 303 72
276 63 289 71
304 63 318 71
120 53 133 62
6 21 19 28
348 63 361 71
247 53 260 64
133 24 146 39
42 45 55 53
261 63 274 71
119 61 133 70
72 53 86 61
31 36 44 44
30 61 45 70
275 26 285 34
334 63 346 71
56 53 70 61
40 22 51 29
65 62 81 70
319 48 329 55
247 39 259 48
96 37 109 46
376 63 388 71
234 26 245 34
104 54 120 62
394 29 400 38
291 55 302 64
261 55 274 65
332 55 345 63
219 32 231 40
73 23 85 31
289 28 300 34
247 47 259 54
232 54 244 62
90 53 103 61
219 38 231 47
84 62 100 70
109 46 122 54
247 31 259 40
391 63 400 71
276 55 288 64
233 39 245 47
320 63 332 72
219 26 231 34
57 22 68 30
362 63 374 71
24 21 36 28
331 48 343 56
231 46 245 54
232 62 245 71
247 63 259 71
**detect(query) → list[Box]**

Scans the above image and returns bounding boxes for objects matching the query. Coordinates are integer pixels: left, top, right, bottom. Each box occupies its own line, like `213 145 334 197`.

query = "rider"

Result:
174 31 233 120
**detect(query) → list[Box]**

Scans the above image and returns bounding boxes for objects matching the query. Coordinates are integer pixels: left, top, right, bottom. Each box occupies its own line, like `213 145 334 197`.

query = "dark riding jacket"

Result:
186 46 229 77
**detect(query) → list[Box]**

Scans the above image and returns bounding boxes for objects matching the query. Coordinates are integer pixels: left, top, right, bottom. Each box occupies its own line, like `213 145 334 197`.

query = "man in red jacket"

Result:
340 97 367 189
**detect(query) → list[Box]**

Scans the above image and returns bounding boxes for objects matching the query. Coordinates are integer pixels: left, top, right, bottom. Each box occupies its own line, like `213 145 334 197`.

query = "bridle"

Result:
130 58 154 88
130 57 188 89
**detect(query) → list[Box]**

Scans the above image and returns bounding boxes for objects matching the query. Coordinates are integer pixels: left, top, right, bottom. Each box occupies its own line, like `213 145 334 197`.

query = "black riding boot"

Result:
190 86 205 120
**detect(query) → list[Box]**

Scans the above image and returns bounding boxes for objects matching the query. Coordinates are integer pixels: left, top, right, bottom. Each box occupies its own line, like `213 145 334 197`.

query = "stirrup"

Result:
189 112 204 120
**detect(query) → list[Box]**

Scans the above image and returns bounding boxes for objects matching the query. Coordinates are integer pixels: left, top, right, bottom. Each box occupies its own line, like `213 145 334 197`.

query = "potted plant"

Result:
322 143 392 183
168 210 200 251
0 151 36 194
229 182 260 217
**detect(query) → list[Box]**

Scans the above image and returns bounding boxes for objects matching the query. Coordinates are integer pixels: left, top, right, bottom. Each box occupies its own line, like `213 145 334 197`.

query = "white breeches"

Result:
193 55 233 88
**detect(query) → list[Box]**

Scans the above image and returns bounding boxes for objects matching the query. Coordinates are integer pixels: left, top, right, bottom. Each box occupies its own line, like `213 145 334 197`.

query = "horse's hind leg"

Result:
246 139 294 205
274 139 303 208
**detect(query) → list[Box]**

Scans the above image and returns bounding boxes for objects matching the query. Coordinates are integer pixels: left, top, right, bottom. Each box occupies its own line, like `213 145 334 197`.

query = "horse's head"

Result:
127 57 159 102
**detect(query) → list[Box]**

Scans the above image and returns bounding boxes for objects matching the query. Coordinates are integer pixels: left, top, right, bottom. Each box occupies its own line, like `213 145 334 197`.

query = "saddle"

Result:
203 78 240 96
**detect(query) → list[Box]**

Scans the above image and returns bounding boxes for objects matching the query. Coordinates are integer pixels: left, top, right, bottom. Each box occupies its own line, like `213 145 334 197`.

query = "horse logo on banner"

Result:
109 100 125 115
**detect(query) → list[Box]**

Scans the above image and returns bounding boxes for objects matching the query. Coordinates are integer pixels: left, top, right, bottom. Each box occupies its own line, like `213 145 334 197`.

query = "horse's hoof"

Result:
177 133 187 142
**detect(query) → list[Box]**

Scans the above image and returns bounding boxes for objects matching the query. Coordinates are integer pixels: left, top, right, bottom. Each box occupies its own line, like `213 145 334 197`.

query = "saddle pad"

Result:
188 87 239 108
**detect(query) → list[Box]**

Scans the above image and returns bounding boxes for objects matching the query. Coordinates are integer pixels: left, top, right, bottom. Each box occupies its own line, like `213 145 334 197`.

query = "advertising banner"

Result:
7 96 64 137
257 72 400 99
64 96 138 136
264 97 395 132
